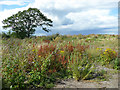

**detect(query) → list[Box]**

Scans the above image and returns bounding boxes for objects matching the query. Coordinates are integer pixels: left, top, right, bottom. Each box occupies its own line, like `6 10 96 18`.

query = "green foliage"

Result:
42 33 60 41
94 69 108 81
2 31 10 39
2 34 118 89
112 58 119 70
100 48 117 65
61 35 67 40
2 31 18 39
2 8 53 39
68 52 95 81
78 34 83 39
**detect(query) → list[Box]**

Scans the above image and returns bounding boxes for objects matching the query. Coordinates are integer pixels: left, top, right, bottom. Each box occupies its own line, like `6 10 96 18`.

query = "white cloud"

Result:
34 33 47 36
103 28 118 35
0 0 118 35
65 9 117 30
30 0 118 33
103 28 118 31
102 32 117 35
0 0 31 5
54 24 72 30
32 0 119 10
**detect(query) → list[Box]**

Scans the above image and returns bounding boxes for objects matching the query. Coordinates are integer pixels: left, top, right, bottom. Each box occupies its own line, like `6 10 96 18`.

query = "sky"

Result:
0 0 119 36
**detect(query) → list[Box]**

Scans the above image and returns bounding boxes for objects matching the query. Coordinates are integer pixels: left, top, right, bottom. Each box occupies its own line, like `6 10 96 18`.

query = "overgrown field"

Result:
1 34 119 89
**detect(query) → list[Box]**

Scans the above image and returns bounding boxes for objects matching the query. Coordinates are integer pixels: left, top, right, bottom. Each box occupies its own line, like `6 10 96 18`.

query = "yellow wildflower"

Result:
32 49 35 51
96 48 102 51
28 75 30 78
39 55 41 58
104 52 106 54
106 48 112 51
60 50 64 54
113 51 116 54
105 49 108 52
96 48 99 50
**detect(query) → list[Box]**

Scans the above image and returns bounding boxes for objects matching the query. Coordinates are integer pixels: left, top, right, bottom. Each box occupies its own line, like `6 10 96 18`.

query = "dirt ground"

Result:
54 66 119 88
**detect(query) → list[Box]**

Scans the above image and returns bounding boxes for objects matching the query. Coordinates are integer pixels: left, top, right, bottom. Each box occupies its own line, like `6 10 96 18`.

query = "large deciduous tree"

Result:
2 8 53 39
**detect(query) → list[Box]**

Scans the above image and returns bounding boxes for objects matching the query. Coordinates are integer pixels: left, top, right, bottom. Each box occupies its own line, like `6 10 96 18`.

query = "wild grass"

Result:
1 34 119 88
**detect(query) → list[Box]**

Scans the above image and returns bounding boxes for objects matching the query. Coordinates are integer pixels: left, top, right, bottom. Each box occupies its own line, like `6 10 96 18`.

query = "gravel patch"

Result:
54 66 118 88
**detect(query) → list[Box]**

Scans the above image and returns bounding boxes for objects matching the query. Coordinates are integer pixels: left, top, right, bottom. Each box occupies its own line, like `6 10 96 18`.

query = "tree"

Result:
2 8 53 39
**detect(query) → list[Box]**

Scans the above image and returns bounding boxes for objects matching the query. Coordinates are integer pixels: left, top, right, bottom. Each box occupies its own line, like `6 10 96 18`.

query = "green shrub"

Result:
43 33 60 41
67 52 95 81
100 48 117 65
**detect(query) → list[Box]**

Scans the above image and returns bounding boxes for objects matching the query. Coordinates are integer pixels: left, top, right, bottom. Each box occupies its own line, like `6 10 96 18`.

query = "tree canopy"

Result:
2 8 53 39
